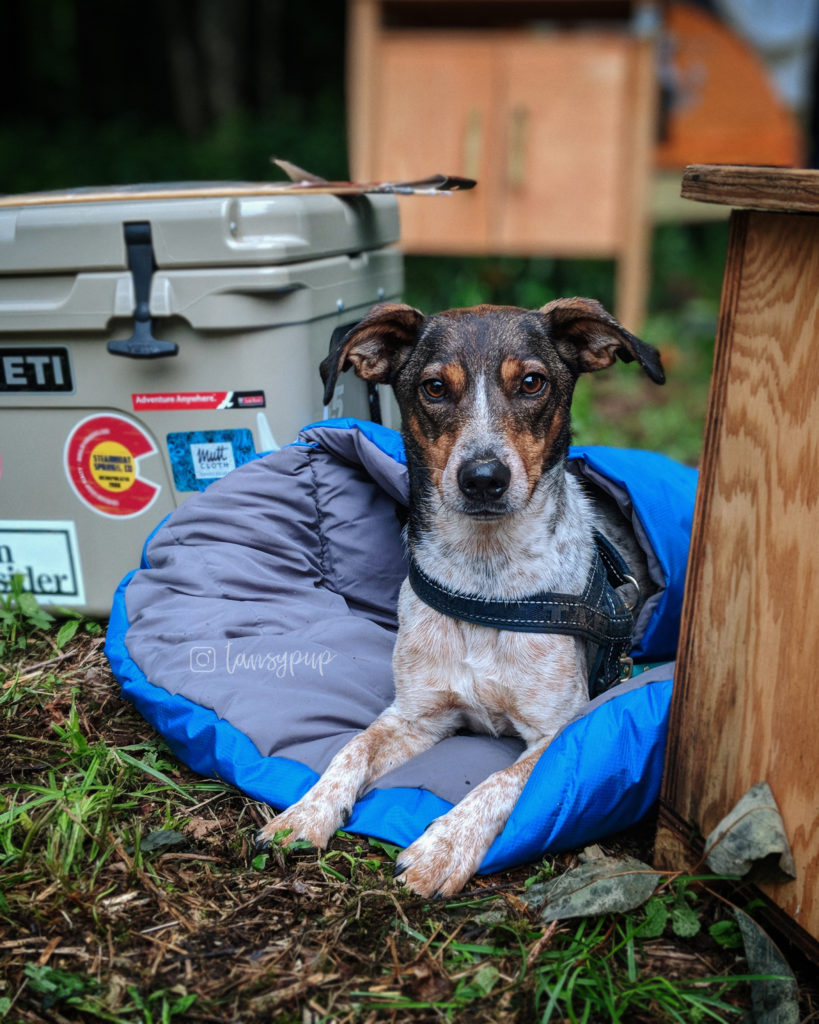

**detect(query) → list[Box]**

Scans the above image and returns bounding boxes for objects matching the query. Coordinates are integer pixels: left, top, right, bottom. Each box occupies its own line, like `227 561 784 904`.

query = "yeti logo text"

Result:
225 642 336 678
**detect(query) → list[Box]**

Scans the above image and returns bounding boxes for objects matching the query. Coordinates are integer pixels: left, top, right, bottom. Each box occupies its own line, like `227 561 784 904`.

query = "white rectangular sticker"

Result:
0 520 86 606
190 441 236 480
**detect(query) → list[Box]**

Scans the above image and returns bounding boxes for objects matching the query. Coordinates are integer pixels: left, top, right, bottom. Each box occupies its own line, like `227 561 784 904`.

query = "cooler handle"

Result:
107 222 179 358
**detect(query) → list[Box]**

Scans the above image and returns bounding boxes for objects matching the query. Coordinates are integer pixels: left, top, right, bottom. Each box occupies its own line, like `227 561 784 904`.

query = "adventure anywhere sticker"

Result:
132 390 265 411
64 414 160 518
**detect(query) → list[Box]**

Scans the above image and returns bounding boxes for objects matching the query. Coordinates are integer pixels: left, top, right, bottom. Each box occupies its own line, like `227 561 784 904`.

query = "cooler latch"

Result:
107 222 179 358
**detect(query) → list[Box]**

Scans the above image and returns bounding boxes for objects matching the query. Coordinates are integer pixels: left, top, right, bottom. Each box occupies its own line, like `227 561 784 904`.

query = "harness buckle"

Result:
619 574 640 611
619 654 634 681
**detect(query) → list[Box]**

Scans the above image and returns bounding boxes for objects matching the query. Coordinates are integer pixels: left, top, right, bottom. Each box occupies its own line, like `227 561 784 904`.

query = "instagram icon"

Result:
189 646 217 672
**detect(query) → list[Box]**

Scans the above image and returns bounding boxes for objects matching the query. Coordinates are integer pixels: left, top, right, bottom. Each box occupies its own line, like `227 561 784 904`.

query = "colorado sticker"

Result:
65 414 161 518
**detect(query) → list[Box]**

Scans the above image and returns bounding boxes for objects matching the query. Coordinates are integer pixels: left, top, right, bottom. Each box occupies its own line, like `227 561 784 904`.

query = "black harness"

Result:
408 532 638 698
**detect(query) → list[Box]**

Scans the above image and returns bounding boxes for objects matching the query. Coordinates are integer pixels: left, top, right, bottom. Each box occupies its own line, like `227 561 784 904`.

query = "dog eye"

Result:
519 373 548 396
421 378 447 400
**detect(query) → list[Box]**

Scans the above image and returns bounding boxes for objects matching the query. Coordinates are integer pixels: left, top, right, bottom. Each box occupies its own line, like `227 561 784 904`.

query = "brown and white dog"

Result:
256 298 664 897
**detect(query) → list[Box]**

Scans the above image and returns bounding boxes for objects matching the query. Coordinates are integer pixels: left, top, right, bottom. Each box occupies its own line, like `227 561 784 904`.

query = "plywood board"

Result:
662 209 819 943
682 165 819 214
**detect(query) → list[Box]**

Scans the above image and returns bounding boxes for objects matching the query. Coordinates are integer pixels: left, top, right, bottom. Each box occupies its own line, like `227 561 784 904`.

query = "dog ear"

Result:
539 297 665 384
320 303 425 406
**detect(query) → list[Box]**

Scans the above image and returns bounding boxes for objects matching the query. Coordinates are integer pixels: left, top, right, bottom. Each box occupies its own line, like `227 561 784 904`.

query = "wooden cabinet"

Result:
497 35 638 256
347 0 657 328
656 165 819 961
361 33 497 252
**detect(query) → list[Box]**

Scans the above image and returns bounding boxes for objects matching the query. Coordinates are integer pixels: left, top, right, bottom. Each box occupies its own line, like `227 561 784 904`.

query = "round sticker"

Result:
65 414 160 518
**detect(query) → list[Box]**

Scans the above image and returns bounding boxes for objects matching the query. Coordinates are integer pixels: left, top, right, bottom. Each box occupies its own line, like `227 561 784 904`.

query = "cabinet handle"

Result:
463 109 482 181
507 105 528 190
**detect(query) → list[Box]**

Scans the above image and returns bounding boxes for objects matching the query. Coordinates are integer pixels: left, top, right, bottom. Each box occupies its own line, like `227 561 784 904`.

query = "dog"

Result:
256 297 664 897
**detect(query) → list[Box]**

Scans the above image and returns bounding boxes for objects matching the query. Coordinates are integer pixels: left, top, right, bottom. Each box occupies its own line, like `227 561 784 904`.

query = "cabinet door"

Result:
497 34 635 256
362 33 499 253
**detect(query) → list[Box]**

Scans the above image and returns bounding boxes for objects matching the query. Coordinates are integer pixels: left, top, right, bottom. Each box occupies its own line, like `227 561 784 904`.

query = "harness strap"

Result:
407 532 636 697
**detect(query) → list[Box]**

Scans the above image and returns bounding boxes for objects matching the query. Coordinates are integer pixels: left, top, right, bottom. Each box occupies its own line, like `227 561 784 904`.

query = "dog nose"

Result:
457 458 511 501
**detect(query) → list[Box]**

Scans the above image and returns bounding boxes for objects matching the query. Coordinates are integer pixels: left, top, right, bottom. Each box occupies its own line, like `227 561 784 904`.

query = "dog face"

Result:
320 299 664 520
392 305 583 520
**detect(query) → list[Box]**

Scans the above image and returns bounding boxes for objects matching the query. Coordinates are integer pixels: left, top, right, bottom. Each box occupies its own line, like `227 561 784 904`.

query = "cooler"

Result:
0 185 403 615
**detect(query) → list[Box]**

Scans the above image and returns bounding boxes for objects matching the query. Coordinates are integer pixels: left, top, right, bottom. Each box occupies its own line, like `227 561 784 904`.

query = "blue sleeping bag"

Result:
105 418 696 873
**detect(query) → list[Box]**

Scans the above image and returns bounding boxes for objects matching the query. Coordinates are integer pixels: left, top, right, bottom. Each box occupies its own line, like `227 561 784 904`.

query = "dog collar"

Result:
407 532 637 697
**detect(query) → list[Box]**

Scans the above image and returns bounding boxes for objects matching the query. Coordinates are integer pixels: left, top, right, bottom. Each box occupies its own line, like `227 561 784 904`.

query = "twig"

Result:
13 650 76 682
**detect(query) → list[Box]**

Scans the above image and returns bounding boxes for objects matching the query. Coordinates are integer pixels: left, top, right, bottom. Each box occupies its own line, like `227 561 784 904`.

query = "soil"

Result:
2 631 818 1023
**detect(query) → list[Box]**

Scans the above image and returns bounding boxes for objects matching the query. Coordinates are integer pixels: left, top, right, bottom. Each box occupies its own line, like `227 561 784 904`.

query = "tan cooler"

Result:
0 185 403 615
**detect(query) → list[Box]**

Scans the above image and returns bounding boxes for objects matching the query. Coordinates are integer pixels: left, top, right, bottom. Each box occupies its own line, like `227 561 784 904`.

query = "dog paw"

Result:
255 800 346 852
393 817 486 898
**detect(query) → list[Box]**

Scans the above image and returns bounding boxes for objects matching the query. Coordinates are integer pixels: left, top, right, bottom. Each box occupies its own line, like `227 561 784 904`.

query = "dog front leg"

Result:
256 705 452 851
394 739 550 898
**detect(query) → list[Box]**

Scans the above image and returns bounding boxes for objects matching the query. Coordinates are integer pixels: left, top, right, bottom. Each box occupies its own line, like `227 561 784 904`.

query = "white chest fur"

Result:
393 466 598 749
392 583 589 748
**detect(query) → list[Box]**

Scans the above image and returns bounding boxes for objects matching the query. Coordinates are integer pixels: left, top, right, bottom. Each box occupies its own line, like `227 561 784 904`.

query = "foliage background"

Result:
1 0 730 462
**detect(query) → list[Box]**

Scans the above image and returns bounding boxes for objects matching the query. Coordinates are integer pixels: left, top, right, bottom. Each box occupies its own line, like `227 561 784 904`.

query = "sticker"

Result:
65 413 160 518
1 346 74 393
191 442 236 479
0 520 85 605
167 430 256 492
324 382 344 420
132 390 265 411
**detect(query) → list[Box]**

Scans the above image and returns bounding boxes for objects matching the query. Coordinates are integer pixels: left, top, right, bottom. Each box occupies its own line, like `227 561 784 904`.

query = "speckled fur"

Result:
257 299 664 896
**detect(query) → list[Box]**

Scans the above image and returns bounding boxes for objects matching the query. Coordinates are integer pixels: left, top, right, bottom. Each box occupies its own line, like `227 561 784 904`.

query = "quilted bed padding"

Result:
105 418 696 872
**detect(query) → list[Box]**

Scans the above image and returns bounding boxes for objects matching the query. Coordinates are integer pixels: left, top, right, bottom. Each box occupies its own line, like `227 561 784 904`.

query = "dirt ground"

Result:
2 630 818 1023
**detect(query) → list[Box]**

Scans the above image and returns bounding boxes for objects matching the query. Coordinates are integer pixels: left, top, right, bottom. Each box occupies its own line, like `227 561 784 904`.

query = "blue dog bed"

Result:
105 418 696 874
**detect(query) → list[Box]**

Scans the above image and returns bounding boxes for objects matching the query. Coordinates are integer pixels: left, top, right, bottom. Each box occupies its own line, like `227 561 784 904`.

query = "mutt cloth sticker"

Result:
167 429 256 492
65 414 160 517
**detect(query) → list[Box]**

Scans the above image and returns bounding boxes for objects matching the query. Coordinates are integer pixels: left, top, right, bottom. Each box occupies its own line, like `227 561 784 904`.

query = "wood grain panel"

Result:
365 32 499 252
496 34 631 254
662 209 819 941
682 165 819 214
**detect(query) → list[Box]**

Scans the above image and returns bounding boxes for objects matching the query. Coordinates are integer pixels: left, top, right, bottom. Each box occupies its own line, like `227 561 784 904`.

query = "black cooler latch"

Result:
107 222 179 358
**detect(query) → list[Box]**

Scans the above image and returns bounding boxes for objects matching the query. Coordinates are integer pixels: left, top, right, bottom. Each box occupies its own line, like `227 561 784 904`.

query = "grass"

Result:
2 610 817 1023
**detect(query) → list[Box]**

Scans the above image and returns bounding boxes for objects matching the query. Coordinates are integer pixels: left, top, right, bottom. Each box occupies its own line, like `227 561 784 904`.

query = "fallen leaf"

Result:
734 909 799 1024
522 855 662 921
184 816 221 840
705 782 796 879
125 829 188 854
